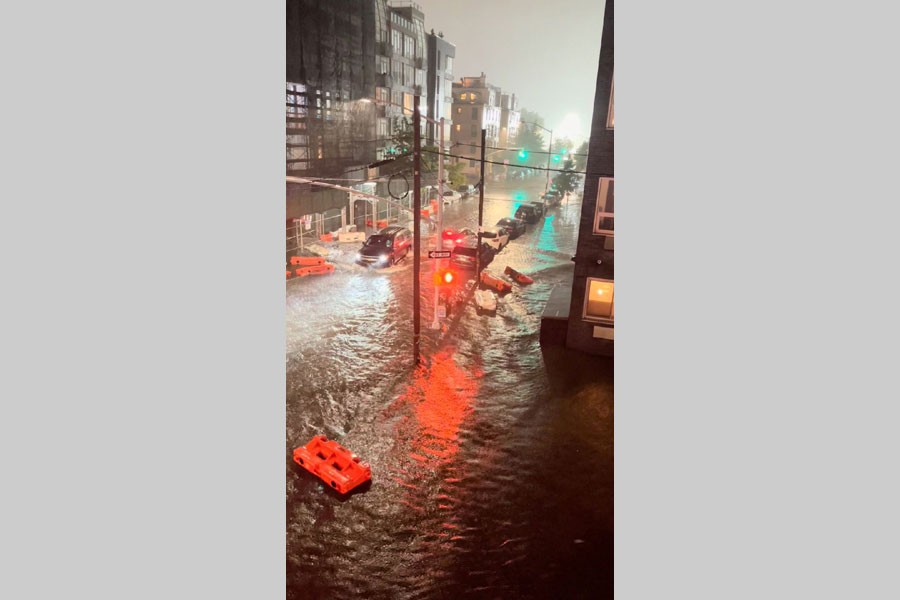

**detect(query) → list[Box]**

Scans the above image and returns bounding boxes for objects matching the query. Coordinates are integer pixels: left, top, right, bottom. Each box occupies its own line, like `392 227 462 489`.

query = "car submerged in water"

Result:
356 226 412 267
496 217 526 239
451 235 495 270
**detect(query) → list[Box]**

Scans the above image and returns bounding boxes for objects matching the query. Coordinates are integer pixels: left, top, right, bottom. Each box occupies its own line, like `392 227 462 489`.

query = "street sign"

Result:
437 306 447 318
428 250 451 259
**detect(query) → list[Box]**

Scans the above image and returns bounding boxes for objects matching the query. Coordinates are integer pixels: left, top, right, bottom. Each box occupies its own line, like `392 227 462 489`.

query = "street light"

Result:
520 120 553 194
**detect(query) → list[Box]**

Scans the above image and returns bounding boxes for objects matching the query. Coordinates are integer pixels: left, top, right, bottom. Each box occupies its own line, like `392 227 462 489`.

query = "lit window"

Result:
584 279 614 321
454 124 461 132
593 178 614 236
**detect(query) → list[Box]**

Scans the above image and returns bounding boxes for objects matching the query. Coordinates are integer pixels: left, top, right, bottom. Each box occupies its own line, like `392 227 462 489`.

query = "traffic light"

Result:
434 268 457 286
552 154 561 162
517 149 528 160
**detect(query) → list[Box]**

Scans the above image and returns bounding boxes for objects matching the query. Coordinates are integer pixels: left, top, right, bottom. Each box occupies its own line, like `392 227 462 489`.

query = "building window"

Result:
404 65 414 86
472 107 478 119
454 124 461 132
446 56 453 73
404 35 414 58
392 30 401 51
403 93 413 112
415 69 424 88
607 77 614 129
377 118 388 138
583 279 614 322
593 178 615 235
377 56 388 75
457 107 462 115
376 87 389 102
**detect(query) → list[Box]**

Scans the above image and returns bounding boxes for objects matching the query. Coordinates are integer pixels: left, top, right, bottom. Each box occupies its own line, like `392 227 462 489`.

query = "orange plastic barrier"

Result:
295 267 313 277
319 233 334 242
306 263 335 276
293 435 371 494
290 256 325 266
504 266 534 285
286 270 292 279
480 271 513 294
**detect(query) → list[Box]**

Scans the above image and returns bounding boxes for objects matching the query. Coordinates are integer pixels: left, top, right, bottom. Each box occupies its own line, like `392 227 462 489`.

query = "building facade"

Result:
450 74 503 179
425 31 455 147
566 0 614 356
498 93 520 150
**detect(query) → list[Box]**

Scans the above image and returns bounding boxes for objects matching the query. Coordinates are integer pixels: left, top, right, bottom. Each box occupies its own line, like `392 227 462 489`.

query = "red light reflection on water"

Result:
393 348 481 469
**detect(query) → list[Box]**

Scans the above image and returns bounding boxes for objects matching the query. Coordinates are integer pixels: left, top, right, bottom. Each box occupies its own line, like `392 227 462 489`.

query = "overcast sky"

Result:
413 0 605 146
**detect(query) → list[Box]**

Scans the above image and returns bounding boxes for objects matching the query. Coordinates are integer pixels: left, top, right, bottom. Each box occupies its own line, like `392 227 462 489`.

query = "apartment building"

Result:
450 74 503 179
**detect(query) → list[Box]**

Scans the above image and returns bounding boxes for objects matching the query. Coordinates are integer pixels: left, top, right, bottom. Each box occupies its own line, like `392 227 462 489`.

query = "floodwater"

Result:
287 177 613 599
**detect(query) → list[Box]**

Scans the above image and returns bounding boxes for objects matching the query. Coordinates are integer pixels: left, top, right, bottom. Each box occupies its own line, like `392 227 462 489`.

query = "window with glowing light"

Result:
593 177 614 236
584 279 614 321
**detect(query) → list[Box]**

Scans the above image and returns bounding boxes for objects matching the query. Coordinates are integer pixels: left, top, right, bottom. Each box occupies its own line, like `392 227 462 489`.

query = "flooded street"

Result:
287 177 613 599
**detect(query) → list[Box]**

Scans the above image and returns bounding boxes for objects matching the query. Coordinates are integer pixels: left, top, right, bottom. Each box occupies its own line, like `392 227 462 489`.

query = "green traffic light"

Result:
518 150 528 160
553 155 561 162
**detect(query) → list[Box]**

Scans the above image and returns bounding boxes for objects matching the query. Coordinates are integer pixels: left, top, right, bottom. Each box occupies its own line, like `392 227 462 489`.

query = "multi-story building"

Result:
498 93 520 150
378 1 428 149
450 74 503 179
286 0 434 218
565 0 614 355
425 31 455 147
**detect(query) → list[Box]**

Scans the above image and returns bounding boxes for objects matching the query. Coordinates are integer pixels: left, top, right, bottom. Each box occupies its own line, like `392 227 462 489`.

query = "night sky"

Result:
413 0 605 145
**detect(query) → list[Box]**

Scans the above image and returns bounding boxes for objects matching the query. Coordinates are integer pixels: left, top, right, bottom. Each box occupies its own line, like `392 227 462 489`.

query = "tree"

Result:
446 162 466 187
388 116 437 173
574 141 589 172
551 157 581 196
513 123 546 168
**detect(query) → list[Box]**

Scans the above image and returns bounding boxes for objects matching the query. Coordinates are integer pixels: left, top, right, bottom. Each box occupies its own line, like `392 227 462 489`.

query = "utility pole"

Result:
430 116 445 330
545 128 553 194
412 98 422 366
475 128 486 278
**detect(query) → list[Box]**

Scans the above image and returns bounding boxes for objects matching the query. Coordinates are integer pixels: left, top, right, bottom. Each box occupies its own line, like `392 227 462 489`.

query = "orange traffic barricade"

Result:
293 435 371 494
319 233 334 242
290 256 325 266
504 266 534 285
480 271 513 294
286 270 292 279
306 263 335 276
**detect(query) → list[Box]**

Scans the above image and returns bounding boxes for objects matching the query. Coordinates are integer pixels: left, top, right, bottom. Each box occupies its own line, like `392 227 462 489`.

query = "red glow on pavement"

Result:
393 349 480 469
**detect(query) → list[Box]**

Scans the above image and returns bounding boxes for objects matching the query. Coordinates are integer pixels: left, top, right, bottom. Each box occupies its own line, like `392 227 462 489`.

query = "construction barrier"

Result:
480 271 513 294
295 263 335 277
338 231 367 243
290 256 326 266
286 270 291 279
319 233 334 242
504 266 534 285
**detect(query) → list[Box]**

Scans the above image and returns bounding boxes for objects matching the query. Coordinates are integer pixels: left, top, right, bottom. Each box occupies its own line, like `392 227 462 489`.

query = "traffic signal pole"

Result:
430 116 445 331
413 99 422 366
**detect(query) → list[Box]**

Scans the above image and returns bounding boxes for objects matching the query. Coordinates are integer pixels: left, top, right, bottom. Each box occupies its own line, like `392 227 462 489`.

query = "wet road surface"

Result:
287 177 613 599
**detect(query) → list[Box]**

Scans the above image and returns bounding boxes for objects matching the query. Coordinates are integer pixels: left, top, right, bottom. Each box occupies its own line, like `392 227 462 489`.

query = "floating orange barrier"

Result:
290 256 325 266
480 271 513 294
293 435 371 494
504 266 534 285
319 233 334 242
286 270 292 279
295 267 312 277
294 263 334 277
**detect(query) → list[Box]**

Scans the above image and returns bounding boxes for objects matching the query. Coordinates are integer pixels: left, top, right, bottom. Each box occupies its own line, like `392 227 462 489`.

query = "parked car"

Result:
529 202 545 218
480 227 510 251
496 217 526 239
457 184 476 199
451 235 495 270
514 204 540 224
441 189 462 204
441 227 475 247
543 190 563 207
356 226 412 267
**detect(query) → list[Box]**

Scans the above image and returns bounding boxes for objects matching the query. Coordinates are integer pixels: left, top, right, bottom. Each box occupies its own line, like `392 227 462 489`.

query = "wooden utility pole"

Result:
475 128 486 278
412 98 422 366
